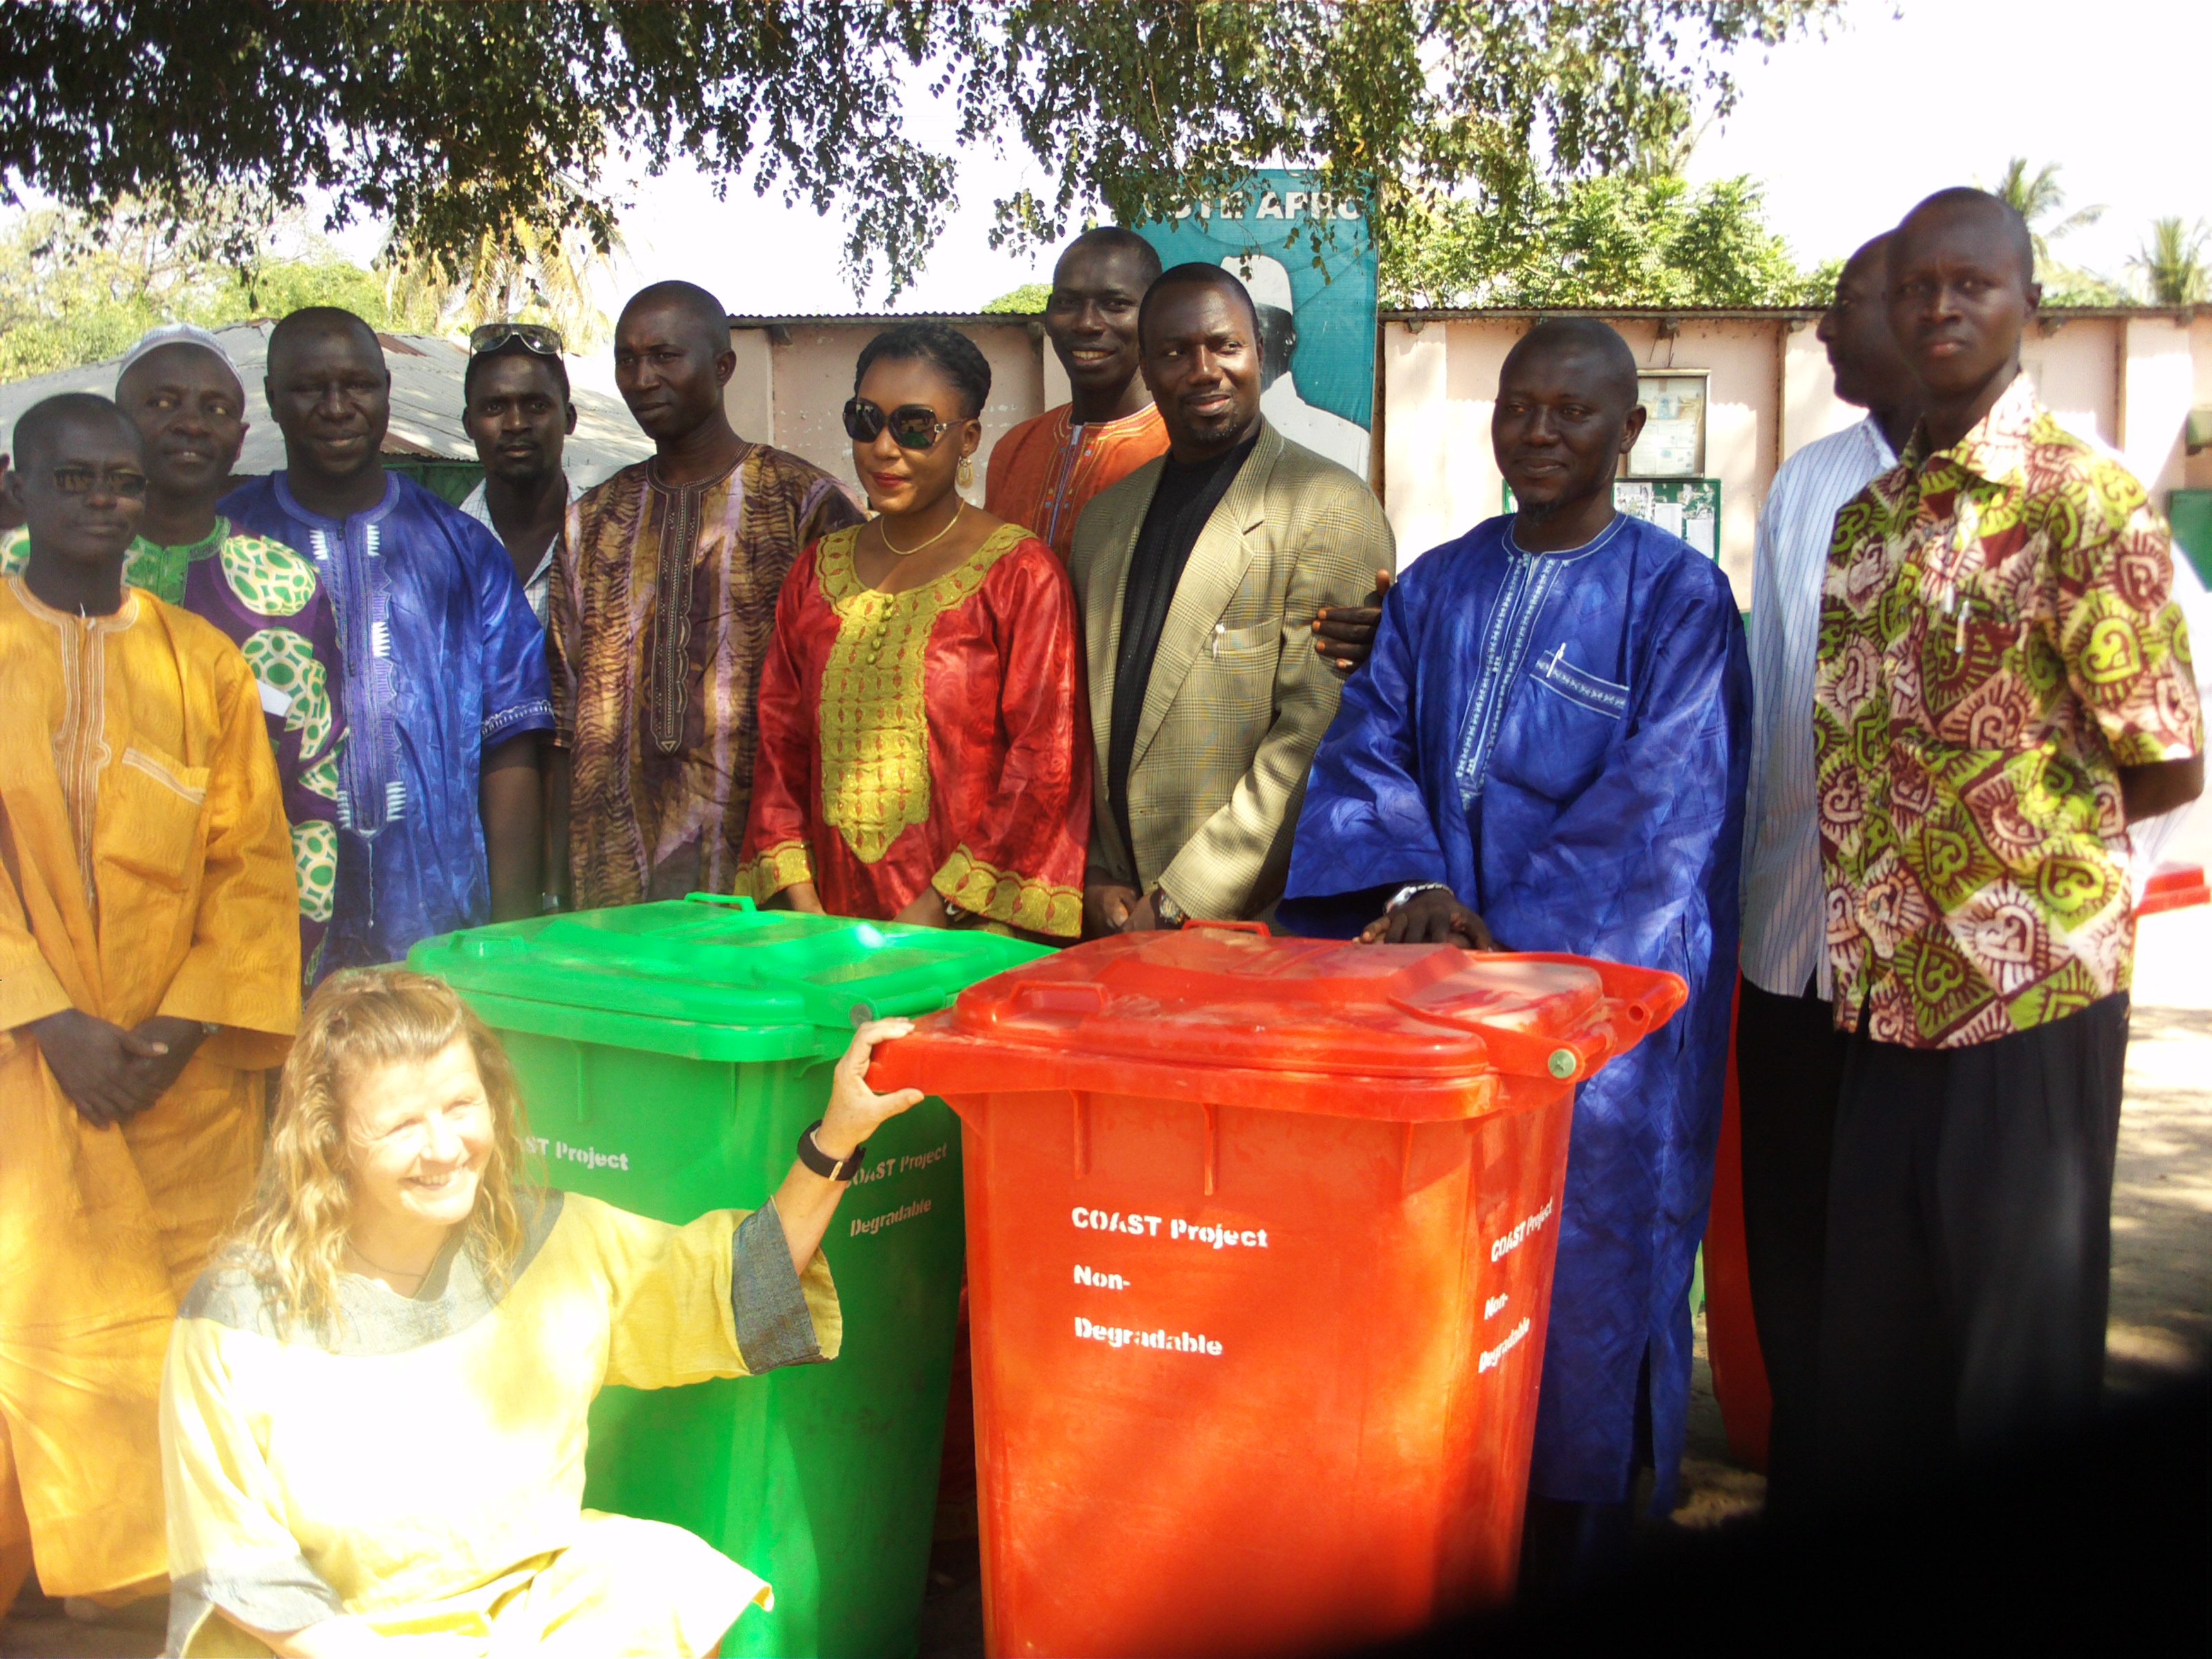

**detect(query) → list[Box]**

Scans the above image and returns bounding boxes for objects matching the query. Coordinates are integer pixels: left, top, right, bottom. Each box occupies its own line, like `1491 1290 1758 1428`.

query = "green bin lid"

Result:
406 894 1049 1062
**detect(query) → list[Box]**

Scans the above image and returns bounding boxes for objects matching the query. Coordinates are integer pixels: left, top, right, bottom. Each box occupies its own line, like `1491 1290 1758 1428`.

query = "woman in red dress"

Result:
741 321 1089 941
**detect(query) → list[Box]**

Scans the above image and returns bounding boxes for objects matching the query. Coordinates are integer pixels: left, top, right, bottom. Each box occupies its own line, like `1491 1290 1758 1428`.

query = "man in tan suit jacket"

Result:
1069 263 1394 933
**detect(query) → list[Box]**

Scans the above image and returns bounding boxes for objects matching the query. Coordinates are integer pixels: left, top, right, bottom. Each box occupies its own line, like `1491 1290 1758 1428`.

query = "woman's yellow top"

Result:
159 1192 838 1657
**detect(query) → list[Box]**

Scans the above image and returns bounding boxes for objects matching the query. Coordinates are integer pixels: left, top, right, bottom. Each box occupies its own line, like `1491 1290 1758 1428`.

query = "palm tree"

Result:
379 194 626 350
1989 157 2108 290
2128 218 2210 306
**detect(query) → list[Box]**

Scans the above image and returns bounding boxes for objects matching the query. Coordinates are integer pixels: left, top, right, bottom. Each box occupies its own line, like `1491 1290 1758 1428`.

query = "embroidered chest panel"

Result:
814 525 1016 863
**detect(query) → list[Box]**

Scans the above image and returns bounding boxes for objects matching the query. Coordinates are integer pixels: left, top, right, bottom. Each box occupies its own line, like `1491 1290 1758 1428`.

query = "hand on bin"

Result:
1083 881 1141 939
770 1019 928 1276
1359 890 1499 950
824 1018 927 1155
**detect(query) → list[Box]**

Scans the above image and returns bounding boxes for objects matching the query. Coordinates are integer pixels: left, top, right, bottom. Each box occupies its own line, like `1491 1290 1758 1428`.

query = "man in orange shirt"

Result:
985 228 1168 560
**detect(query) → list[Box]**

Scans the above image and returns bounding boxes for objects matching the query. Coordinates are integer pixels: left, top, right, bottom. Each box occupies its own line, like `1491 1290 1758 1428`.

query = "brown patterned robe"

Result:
551 446 865 910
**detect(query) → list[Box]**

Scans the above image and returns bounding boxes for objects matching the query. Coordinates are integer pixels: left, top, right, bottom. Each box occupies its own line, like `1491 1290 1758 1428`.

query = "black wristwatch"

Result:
798 1119 869 1182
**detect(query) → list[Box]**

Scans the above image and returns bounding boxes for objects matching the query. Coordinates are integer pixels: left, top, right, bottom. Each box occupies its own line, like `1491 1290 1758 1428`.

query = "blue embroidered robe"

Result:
1280 512 1750 1510
223 471 554 970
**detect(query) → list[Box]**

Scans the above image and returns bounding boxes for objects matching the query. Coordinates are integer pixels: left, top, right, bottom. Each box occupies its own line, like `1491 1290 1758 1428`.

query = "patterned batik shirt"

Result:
1814 373 2202 1048
550 444 864 910
1 519 346 984
223 471 556 971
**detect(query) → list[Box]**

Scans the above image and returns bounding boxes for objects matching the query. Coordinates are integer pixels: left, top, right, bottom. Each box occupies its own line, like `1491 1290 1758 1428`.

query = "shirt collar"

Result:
465 476 570 589
1904 370 2037 488
133 516 231 563
273 467 402 532
1503 508 1631 562
1063 401 1164 438
7 572 140 631
462 473 577 515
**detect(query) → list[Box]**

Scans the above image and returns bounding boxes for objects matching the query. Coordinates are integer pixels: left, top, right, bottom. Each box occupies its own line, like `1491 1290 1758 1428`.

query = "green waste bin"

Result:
407 895 1046 1658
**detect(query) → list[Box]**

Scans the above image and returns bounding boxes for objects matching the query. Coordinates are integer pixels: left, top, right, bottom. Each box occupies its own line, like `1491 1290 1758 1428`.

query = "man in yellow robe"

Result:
0 393 299 1615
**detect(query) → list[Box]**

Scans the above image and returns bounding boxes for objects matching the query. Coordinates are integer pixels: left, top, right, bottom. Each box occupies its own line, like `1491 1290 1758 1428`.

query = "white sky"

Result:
256 0 2212 326
1683 0 2203 281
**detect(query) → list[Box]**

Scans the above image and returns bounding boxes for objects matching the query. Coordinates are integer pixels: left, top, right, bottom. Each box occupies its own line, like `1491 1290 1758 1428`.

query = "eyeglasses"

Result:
842 397 958 451
51 465 149 499
469 322 565 357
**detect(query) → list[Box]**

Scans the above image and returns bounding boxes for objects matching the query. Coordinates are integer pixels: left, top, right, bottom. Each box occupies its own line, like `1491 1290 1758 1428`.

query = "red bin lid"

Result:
872 923 1686 1118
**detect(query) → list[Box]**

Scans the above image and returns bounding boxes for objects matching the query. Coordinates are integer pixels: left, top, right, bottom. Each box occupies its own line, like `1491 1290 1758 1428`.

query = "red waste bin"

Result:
871 922 1685 1658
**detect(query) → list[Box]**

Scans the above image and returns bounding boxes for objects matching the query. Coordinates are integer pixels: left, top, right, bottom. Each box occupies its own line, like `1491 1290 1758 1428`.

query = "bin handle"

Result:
1386 992 1613 1085
686 892 760 912
1475 953 1686 1037
1178 918 1271 937
980 981 1112 1024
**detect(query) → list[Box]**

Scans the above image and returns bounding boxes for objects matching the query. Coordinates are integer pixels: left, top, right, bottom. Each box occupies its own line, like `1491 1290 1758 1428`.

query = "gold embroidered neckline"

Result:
818 521 1028 613
812 523 1028 866
7 574 140 631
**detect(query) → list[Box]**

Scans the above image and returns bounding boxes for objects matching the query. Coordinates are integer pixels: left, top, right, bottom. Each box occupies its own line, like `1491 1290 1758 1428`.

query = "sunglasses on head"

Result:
51 464 149 499
469 322 565 358
842 397 959 450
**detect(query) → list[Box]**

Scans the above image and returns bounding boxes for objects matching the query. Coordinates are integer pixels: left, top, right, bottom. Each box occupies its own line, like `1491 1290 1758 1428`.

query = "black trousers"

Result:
1733 977 1848 1511
1815 994 2129 1494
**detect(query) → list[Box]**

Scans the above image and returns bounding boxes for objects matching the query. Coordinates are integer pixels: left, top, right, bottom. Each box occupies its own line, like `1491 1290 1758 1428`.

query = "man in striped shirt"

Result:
1736 232 1920 1506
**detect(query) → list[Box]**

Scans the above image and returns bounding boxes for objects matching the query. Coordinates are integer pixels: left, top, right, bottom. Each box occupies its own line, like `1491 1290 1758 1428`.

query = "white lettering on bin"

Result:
1073 1264 1129 1290
1071 1210 1265 1248
850 1198 932 1237
529 1138 631 1173
852 1141 949 1187
1479 1317 1533 1374
1071 1208 1164 1236
1489 1199 1554 1264
1075 1316 1222 1356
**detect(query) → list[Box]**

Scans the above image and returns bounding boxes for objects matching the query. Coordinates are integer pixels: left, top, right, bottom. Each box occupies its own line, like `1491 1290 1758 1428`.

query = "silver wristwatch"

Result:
1387 881 1453 912
1152 887 1187 929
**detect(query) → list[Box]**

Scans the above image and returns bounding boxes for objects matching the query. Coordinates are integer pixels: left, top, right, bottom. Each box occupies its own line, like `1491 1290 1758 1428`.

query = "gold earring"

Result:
957 454 974 489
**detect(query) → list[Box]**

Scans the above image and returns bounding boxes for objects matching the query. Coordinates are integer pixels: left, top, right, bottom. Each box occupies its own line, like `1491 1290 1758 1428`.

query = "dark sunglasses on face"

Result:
51 465 149 499
469 321 565 358
842 397 958 451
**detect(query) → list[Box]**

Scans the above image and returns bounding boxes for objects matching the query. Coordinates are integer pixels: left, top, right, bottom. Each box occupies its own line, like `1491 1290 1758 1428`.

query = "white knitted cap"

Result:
115 323 247 397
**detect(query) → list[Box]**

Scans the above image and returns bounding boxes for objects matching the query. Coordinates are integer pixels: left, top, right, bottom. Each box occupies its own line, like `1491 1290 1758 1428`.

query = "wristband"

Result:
797 1119 868 1182
1152 887 1187 929
1386 881 1454 912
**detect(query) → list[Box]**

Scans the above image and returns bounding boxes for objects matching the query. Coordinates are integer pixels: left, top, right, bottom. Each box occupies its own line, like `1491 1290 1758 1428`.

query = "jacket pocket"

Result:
1207 618 1279 666
101 744 212 890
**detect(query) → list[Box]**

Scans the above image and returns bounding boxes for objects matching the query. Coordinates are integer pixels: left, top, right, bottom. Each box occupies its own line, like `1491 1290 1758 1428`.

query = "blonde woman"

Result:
158 971 921 1657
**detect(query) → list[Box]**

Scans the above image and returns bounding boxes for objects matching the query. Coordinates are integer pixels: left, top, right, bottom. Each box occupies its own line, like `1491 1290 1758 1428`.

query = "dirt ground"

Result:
9 910 2208 1659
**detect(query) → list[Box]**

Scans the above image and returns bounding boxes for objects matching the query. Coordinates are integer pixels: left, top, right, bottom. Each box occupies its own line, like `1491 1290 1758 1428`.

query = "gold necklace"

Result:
346 1238 429 1280
879 501 964 559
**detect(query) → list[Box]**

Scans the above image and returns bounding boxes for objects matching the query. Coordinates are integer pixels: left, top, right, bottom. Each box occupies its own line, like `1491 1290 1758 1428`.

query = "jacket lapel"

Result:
1085 462 1159 788
1128 421 1281 776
